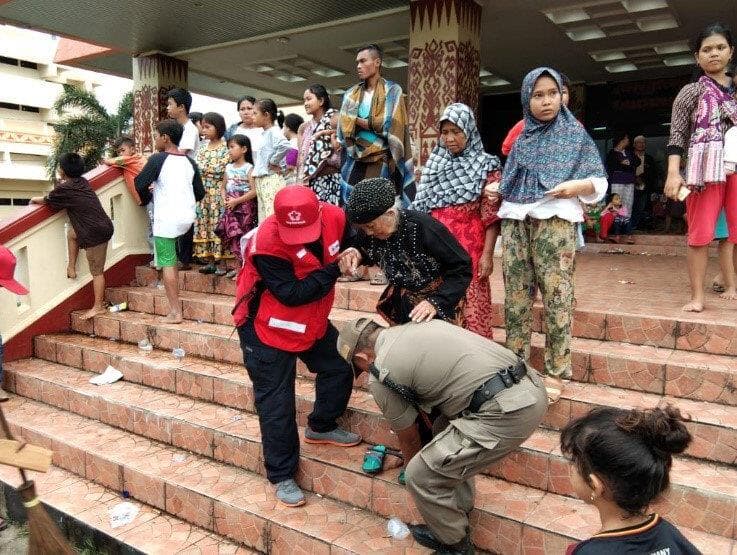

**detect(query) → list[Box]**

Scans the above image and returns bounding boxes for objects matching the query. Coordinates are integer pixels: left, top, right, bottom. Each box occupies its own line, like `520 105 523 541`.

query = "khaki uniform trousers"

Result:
404 376 548 545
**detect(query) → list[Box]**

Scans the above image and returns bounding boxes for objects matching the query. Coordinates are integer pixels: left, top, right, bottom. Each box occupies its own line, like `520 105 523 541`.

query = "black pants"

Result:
631 188 650 231
238 320 354 483
176 225 194 264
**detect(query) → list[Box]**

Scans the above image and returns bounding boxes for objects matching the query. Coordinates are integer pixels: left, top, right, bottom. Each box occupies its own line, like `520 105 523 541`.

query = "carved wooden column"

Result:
408 0 482 168
132 54 188 154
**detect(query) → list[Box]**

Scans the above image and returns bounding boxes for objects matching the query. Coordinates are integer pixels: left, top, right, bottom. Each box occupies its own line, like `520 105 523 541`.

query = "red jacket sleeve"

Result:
501 120 525 156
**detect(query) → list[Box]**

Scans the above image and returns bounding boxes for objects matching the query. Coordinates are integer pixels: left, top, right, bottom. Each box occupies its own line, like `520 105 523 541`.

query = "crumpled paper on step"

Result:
109 501 139 528
90 365 123 385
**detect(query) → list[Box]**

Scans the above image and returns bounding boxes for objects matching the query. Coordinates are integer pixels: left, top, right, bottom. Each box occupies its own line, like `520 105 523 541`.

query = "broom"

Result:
0 403 75 555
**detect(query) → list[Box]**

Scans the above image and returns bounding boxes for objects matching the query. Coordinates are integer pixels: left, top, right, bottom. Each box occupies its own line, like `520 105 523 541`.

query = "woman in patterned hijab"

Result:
412 103 502 339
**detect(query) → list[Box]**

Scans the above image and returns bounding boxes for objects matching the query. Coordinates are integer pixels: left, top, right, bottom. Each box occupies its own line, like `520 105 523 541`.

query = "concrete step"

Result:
10 352 737 540
81 288 737 409
0 461 255 554
65 310 737 467
128 266 737 358
2 393 732 554
1 395 428 554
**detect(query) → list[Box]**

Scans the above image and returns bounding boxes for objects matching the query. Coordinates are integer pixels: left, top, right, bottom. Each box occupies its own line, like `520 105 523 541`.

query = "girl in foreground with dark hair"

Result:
560 405 699 554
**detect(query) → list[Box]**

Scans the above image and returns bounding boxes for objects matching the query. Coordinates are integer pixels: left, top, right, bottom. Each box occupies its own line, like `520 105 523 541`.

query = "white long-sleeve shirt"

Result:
498 176 608 222
252 126 291 177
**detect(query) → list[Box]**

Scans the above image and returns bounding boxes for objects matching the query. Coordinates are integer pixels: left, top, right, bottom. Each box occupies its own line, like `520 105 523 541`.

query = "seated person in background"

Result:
581 201 603 242
598 193 631 243
561 405 698 554
30 153 114 320
342 177 471 327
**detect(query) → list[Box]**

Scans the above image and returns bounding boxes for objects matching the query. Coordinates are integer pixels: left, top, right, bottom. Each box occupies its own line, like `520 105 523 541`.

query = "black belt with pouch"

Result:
466 359 527 414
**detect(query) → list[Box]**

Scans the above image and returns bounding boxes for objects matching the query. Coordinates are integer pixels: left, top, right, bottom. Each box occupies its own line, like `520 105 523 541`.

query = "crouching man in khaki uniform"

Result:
338 318 548 554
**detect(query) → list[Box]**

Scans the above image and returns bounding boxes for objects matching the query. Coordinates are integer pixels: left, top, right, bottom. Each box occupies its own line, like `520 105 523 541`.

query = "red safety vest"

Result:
233 203 345 352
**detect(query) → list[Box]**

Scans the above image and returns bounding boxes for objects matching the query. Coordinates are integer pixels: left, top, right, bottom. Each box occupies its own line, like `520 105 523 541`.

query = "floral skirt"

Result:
376 277 465 328
216 192 256 265
193 184 226 260
255 174 286 223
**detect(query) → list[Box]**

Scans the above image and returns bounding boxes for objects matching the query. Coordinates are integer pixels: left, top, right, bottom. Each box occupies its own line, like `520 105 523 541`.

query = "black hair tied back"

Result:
616 405 691 459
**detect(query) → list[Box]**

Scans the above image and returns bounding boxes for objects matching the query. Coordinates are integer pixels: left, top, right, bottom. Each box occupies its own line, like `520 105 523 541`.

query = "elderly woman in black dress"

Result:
341 177 471 325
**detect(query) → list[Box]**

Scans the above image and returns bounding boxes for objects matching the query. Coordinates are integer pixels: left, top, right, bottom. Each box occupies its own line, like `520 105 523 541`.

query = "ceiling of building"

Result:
1 0 734 106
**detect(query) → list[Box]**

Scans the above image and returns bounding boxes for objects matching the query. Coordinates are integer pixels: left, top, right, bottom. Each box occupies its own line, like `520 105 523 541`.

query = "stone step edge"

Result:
2 396 431 554
114 281 737 339
71 305 737 382
0 464 254 555
67 310 737 427
31 334 737 497
7 357 737 541
4 395 610 554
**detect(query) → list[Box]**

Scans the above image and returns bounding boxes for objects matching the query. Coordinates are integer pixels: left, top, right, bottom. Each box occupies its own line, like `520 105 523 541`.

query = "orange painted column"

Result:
408 0 482 169
132 54 188 154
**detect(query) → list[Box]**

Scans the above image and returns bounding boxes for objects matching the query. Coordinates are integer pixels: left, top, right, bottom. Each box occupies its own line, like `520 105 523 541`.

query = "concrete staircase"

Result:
3 245 737 553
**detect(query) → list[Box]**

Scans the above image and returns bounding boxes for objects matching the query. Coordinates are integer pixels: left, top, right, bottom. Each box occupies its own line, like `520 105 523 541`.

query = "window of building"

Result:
0 199 11 206
0 55 18 66
21 105 40 113
0 102 21 111
19 60 38 70
13 199 30 206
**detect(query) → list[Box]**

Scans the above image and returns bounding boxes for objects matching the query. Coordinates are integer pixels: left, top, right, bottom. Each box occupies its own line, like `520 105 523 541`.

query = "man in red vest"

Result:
233 186 361 507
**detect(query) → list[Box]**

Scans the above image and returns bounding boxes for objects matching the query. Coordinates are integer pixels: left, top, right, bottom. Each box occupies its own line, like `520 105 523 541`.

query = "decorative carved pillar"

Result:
408 0 482 169
132 53 188 154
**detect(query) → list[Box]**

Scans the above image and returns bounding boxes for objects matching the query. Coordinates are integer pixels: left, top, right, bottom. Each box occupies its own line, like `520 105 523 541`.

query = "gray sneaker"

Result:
275 479 305 507
304 427 362 446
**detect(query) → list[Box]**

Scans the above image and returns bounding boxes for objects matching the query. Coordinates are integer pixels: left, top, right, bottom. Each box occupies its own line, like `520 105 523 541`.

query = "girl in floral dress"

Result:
217 134 256 279
194 112 230 275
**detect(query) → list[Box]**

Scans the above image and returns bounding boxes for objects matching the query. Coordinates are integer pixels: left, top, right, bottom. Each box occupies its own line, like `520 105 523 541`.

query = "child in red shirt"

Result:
104 136 146 205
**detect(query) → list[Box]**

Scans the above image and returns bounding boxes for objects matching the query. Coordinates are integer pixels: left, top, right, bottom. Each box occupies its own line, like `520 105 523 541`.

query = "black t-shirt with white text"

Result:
568 515 700 555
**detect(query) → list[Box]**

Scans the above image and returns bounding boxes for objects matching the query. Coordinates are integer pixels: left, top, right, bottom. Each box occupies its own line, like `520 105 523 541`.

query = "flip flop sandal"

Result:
713 282 726 293
214 267 227 276
199 264 216 274
225 269 237 279
370 271 389 286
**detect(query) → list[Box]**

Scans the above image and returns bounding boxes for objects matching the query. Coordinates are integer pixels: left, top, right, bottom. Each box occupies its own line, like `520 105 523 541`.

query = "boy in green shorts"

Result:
135 120 204 323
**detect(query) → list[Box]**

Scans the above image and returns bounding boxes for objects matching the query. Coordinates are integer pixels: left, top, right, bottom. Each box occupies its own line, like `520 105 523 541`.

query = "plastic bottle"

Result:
386 517 410 540
109 302 128 313
172 348 185 359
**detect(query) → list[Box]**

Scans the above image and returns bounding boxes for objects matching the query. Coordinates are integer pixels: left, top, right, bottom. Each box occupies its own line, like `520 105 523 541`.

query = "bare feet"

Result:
682 300 704 312
625 236 635 245
163 312 183 324
81 306 106 320
67 265 77 279
720 288 737 300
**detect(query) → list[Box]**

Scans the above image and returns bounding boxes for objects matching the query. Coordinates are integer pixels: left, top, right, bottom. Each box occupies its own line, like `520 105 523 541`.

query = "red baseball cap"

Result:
274 185 322 245
0 246 29 295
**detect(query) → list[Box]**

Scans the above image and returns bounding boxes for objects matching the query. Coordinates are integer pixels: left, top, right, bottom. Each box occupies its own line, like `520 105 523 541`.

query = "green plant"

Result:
47 84 133 179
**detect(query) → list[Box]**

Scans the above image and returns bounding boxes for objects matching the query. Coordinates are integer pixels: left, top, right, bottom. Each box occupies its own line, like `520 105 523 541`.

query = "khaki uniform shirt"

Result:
369 320 545 446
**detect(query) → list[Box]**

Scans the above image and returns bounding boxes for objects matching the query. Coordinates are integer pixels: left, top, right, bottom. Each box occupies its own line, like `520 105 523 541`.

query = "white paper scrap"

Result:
90 365 123 385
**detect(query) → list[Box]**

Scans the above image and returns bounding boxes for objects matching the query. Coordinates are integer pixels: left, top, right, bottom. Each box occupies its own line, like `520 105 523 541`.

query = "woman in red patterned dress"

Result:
412 103 502 339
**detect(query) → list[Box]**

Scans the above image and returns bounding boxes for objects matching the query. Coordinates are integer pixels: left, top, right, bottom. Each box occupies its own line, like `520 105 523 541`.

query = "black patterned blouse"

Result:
353 210 471 320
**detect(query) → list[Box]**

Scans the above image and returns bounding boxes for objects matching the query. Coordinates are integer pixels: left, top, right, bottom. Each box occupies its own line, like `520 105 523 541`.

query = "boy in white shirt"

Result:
135 119 204 323
166 88 200 269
